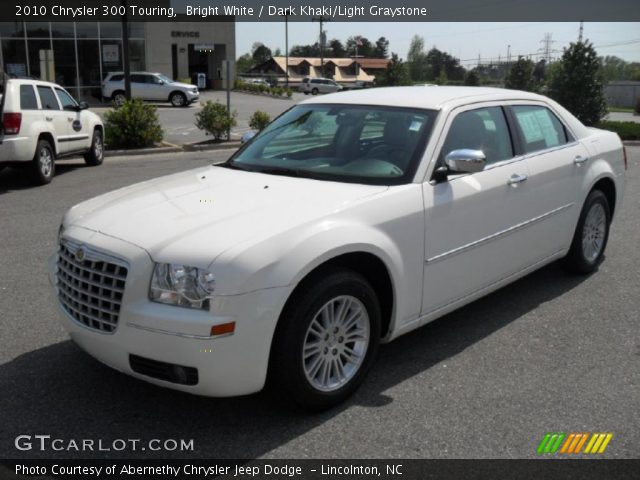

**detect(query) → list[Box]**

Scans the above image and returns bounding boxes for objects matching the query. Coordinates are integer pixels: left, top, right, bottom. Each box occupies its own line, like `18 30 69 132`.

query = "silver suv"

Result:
101 72 199 107
302 78 343 95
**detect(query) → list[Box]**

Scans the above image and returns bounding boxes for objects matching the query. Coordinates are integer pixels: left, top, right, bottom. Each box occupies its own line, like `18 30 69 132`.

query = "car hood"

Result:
66 165 387 266
172 81 196 89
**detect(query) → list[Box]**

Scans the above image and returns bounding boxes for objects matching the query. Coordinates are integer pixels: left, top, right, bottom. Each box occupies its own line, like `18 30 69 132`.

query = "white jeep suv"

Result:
0 78 104 184
102 72 199 107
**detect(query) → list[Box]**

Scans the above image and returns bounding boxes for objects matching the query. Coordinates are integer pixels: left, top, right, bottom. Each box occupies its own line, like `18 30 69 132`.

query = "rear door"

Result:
130 74 148 99
507 103 590 257
35 85 70 154
55 87 91 151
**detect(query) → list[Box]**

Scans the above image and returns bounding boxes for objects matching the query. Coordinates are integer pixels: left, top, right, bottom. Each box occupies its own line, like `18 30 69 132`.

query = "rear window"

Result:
36 86 60 110
20 84 38 110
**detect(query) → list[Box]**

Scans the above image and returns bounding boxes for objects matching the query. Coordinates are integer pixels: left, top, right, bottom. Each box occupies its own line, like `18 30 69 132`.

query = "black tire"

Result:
311 88 319 95
270 267 381 411
304 92 309 95
112 91 126 107
564 190 611 274
84 128 104 166
170 92 187 107
32 139 55 185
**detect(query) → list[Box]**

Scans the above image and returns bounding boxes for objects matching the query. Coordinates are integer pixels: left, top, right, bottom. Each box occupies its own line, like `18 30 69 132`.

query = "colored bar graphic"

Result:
538 433 613 454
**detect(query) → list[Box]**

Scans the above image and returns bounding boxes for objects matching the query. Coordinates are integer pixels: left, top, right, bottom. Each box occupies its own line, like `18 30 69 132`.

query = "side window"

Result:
131 74 145 83
20 85 39 110
36 86 61 110
441 106 513 166
512 105 568 153
55 88 77 111
109 74 124 82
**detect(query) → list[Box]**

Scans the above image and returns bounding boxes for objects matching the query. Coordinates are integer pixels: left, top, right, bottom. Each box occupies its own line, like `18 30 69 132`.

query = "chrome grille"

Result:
56 240 128 333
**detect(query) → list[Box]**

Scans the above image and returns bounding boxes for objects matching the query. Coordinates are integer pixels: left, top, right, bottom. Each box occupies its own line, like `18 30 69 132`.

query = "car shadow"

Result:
0 161 86 194
0 261 587 459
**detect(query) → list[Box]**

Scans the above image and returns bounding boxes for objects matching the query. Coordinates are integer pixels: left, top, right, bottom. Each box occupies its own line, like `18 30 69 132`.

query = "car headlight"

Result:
57 223 65 243
149 263 215 310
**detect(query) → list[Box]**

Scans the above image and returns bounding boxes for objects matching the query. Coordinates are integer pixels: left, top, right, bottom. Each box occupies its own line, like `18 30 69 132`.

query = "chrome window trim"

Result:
425 202 574 264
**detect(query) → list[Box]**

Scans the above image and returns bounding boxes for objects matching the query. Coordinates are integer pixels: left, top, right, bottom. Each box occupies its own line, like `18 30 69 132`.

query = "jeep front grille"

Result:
56 240 128 333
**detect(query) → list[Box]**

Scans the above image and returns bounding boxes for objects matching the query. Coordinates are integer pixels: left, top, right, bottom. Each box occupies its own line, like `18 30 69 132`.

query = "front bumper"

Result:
48 226 292 397
186 90 199 102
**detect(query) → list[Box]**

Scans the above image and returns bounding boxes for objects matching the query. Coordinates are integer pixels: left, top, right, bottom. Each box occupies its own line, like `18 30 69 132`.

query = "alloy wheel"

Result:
582 203 607 262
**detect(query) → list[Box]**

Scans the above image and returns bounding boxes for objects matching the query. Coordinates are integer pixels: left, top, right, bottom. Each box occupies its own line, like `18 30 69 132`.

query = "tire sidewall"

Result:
272 269 381 410
85 129 104 166
171 92 186 107
570 190 611 272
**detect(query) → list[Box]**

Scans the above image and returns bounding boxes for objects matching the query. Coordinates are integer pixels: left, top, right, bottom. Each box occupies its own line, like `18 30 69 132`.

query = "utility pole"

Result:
578 21 584 42
312 16 330 77
284 10 289 88
539 33 554 63
121 0 131 100
507 45 511 66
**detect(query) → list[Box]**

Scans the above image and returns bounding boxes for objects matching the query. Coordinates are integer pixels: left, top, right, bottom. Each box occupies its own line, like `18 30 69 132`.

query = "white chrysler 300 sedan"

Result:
49 87 626 409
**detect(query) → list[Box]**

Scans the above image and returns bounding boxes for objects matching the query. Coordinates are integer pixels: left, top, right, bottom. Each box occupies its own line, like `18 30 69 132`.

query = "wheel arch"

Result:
37 132 57 157
590 176 616 219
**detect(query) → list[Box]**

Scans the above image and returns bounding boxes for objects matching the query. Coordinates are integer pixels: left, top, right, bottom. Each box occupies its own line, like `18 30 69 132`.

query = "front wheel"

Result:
84 129 104 166
112 91 126 107
564 190 611 274
32 139 55 185
270 268 381 410
311 88 319 95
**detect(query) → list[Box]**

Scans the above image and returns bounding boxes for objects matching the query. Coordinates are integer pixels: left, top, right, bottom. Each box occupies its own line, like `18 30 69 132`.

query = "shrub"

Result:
249 110 271 131
596 121 640 140
286 88 293 98
194 100 237 140
634 97 640 115
104 98 163 149
178 77 192 84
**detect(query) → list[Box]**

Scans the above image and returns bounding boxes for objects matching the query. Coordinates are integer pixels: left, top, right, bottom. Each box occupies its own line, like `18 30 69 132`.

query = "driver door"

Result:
421 104 535 315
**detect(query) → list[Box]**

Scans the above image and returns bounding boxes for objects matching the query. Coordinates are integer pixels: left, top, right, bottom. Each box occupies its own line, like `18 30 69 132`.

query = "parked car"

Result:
101 72 199 107
0 78 104 184
344 80 376 90
302 77 343 95
50 87 626 410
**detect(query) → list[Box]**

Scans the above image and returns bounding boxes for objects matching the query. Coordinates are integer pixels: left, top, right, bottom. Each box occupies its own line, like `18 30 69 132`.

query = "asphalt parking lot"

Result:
93 90 305 145
0 148 638 459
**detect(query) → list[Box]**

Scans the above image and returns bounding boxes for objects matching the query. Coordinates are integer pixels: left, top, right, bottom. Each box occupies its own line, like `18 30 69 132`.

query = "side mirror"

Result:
445 149 486 173
241 130 258 144
78 101 90 111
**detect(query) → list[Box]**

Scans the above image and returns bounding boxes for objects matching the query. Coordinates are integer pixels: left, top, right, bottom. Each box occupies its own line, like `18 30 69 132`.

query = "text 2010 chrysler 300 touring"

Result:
49 87 626 409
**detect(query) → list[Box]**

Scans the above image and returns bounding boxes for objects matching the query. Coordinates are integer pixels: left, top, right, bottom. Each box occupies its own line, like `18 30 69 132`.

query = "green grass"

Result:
608 106 635 113
596 120 640 140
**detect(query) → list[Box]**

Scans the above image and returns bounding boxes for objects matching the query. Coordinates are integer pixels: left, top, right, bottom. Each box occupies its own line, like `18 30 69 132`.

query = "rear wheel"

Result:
170 92 187 107
270 268 381 410
84 128 104 166
564 190 611 274
32 139 55 185
311 88 319 95
112 91 126 107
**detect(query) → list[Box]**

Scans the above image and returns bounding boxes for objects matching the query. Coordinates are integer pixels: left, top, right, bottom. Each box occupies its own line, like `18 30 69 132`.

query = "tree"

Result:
290 44 317 57
548 41 607 126
436 69 448 85
464 69 480 86
407 35 427 82
236 53 254 73
346 36 374 57
377 53 410 86
273 47 282 57
328 39 347 57
532 59 547 84
252 43 272 65
505 57 536 91
374 37 389 59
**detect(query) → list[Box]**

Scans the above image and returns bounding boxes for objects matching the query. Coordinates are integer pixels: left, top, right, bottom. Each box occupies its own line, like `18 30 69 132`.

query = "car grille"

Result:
56 240 128 333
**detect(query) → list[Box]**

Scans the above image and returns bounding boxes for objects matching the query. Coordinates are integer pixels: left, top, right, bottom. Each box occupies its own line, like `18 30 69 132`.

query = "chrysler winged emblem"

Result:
75 248 86 263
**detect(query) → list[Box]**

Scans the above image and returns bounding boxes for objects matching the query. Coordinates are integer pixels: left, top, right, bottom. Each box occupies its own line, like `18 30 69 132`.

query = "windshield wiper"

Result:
257 167 306 178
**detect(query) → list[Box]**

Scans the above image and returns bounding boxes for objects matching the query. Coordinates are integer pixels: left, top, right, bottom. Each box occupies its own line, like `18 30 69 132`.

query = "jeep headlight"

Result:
150 263 215 310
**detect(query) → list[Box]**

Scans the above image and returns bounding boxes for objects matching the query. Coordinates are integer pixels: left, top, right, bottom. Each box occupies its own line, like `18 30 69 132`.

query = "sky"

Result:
236 22 640 64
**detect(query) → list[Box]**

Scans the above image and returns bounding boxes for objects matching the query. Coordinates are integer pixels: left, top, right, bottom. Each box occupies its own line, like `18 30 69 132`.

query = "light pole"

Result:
121 0 131 100
312 16 330 77
284 10 289 88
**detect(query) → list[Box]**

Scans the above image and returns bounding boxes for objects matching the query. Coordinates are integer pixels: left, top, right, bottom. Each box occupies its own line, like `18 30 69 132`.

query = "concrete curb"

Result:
183 141 242 152
104 145 183 157
623 141 640 146
232 90 294 101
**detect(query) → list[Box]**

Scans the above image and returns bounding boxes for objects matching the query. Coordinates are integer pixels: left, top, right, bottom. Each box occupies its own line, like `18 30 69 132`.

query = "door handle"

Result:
507 173 528 186
45 116 53 121
574 155 589 165
67 117 74 122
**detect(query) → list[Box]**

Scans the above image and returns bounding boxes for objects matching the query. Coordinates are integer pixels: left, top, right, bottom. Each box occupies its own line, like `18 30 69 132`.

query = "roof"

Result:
354 58 391 69
267 57 391 71
300 86 548 109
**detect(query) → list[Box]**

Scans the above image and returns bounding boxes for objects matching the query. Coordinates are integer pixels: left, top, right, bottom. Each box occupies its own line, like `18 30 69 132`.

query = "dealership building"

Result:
0 20 235 101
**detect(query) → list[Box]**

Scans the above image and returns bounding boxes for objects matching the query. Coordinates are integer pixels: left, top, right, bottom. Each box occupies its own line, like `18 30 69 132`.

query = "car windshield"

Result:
227 104 437 185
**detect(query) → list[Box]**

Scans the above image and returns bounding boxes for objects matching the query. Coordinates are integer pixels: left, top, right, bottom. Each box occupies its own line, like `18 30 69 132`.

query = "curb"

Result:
105 145 183 157
233 90 294 101
183 141 242 152
623 141 640 146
